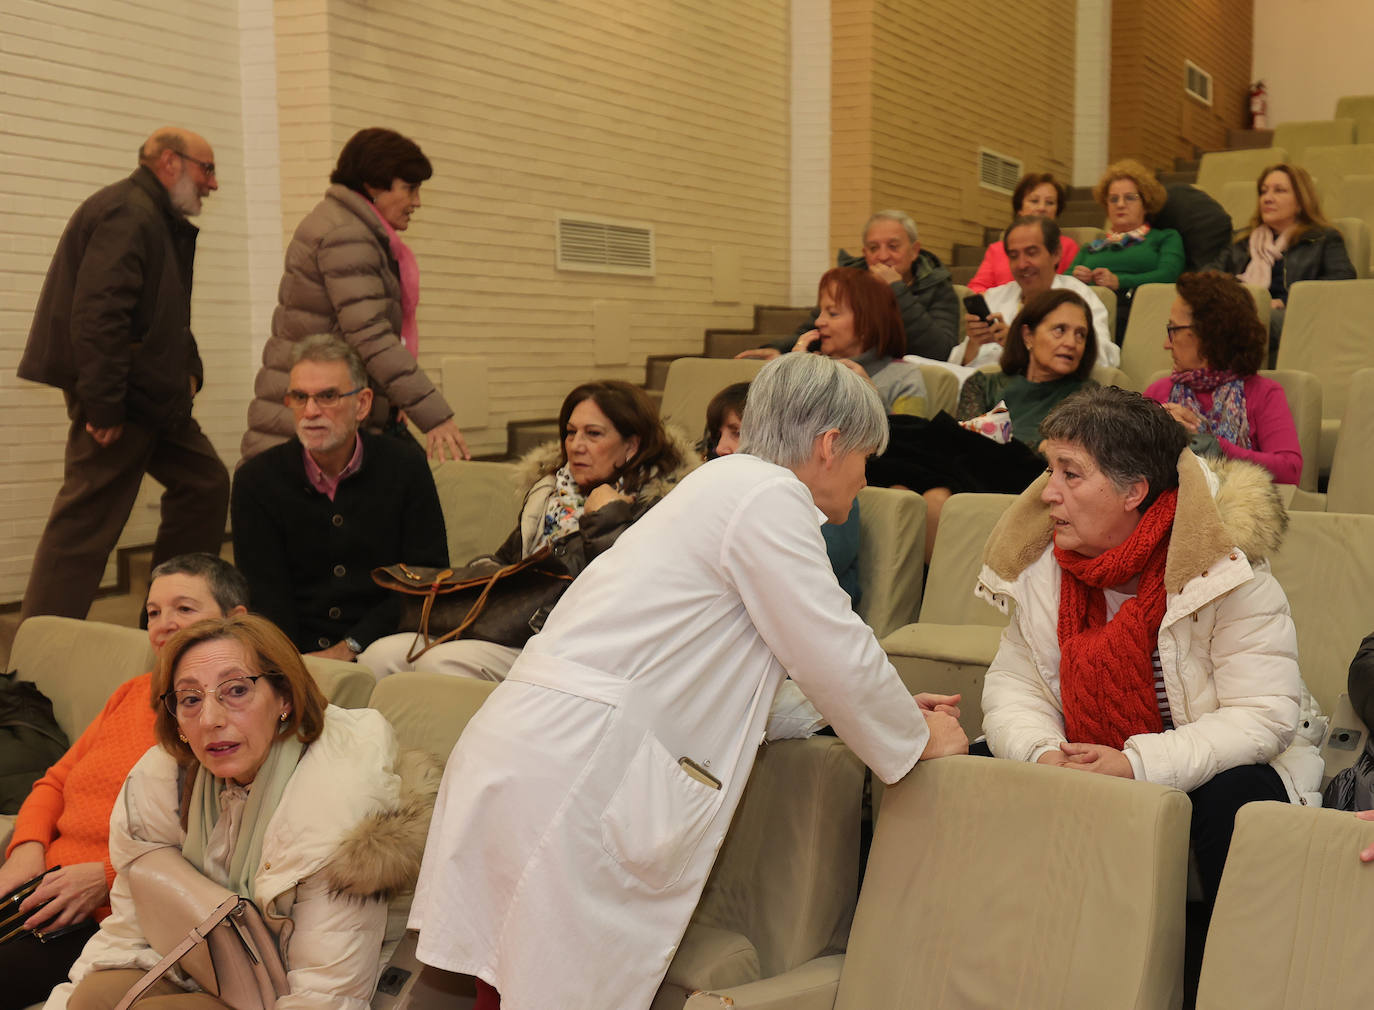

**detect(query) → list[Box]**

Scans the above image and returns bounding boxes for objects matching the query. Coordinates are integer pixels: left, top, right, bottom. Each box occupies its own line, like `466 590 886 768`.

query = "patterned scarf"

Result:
1087 222 1151 251
539 464 588 549
366 202 420 358
1169 369 1251 448
1054 489 1178 750
1238 226 1290 290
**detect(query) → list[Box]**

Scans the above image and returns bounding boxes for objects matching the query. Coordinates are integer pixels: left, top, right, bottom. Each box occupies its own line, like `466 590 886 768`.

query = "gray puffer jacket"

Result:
240 185 454 460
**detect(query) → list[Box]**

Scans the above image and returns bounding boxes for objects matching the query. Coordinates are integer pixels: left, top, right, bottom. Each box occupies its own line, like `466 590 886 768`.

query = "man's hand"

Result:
868 262 903 286
920 710 968 759
85 423 124 447
1059 741 1134 777
1357 810 1374 863
962 313 1008 364
308 641 358 662
585 484 634 513
17 860 108 932
914 692 961 720
1161 402 1202 434
425 418 470 462
734 347 781 361
1090 267 1120 291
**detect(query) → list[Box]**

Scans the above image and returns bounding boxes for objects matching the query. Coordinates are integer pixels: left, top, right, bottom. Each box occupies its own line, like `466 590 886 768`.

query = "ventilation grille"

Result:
556 215 655 275
1185 61 1213 106
978 149 1023 195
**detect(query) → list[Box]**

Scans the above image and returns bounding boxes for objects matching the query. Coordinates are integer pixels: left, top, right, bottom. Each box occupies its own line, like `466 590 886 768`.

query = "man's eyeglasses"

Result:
162 676 266 718
284 387 364 409
174 151 216 177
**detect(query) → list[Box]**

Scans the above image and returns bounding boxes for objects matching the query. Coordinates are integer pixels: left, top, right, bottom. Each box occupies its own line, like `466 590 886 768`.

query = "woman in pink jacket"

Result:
967 172 1079 292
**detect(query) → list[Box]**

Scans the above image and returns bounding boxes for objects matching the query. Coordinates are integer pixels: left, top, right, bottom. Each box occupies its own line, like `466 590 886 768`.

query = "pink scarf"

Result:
1238 226 1289 290
366 203 420 357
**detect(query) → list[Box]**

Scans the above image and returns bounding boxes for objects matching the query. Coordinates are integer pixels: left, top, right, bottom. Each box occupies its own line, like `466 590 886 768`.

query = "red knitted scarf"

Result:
1054 488 1178 749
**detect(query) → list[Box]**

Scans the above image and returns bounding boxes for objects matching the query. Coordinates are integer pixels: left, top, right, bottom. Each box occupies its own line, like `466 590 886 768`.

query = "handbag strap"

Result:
113 895 245 1010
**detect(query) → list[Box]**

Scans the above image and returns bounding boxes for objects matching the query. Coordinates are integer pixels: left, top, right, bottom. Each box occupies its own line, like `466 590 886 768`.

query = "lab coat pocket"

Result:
600 730 722 890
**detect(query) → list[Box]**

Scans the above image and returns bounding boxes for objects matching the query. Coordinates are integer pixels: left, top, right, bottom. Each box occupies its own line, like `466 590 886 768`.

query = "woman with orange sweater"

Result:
0 554 247 1010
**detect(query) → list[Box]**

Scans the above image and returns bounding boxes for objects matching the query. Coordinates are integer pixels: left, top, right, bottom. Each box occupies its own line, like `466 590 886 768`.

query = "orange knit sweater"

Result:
6 673 157 921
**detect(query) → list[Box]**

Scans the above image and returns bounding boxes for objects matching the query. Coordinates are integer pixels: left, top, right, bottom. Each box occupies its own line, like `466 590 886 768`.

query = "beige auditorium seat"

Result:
1118 283 1178 390
659 357 765 436
1360 119 1374 146
1333 215 1371 278
1197 147 1288 201
1217 178 1256 233
653 737 865 1010
953 283 970 341
1329 173 1374 274
1060 225 1105 250
430 458 522 563
1275 279 1374 471
1289 368 1374 513
1299 142 1374 197
1335 94 1374 121
1087 284 1117 340
1194 801 1374 1010
1269 511 1374 715
916 363 958 416
853 486 926 639
367 670 497 763
831 756 1190 1010
1273 118 1356 163
305 654 377 708
879 493 1016 740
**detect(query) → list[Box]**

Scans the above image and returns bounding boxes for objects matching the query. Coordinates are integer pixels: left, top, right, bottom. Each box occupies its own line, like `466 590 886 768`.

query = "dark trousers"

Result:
0 919 97 1010
1188 762 1288 909
21 397 229 621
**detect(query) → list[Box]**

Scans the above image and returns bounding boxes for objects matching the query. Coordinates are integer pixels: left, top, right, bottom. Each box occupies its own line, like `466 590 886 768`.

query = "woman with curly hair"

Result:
1071 159 1186 341
1144 272 1301 484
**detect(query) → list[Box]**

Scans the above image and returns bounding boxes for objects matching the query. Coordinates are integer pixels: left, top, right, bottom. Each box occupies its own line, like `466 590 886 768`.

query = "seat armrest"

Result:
666 923 760 991
881 623 1003 666
683 954 843 1010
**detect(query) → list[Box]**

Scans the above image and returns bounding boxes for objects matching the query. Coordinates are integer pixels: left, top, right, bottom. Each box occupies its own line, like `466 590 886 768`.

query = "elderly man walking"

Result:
18 127 230 620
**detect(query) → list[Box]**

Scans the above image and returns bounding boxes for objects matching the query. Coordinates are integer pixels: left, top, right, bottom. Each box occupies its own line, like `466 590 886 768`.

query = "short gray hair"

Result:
863 210 919 244
740 354 889 468
291 334 367 390
149 553 249 614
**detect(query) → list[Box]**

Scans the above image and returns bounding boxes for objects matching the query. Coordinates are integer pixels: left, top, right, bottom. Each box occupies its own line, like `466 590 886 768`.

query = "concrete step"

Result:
1159 170 1198 187
1174 157 1200 173
1226 128 1276 150
1059 207 1106 228
644 354 682 391
506 419 560 458
950 242 987 267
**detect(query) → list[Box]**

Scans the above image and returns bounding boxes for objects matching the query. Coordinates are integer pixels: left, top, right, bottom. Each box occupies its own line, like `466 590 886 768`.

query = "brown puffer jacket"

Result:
240 184 454 461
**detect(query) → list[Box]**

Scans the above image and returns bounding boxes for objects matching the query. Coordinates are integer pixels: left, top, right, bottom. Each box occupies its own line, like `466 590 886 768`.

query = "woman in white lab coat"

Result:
408 353 968 1010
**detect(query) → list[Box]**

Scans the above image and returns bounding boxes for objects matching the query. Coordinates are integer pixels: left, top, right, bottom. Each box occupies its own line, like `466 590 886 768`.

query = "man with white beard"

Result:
18 127 230 620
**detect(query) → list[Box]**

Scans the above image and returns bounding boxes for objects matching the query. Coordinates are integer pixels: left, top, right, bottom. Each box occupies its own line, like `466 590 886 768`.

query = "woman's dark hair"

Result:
700 381 750 458
1001 215 1063 259
999 289 1098 380
1174 272 1265 375
330 128 433 196
1040 386 1189 511
149 553 249 614
1011 172 1068 218
558 380 682 494
817 267 905 358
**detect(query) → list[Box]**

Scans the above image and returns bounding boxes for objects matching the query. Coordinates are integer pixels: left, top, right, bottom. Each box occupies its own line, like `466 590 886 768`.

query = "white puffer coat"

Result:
976 452 1325 804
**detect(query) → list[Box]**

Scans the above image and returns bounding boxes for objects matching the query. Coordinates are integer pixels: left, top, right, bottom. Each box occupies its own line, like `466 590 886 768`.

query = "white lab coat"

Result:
408 453 928 1010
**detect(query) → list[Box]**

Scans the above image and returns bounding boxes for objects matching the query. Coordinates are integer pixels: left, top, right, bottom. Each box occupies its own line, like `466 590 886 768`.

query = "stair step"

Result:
1058 208 1106 228
644 354 682 391
951 242 988 266
506 419 560 458
1158 170 1198 187
1068 185 1094 201
949 264 978 286
1173 157 1200 173
1226 128 1276 150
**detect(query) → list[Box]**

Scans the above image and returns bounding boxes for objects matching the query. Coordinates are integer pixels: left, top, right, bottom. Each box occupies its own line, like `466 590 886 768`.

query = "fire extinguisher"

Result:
1249 81 1268 130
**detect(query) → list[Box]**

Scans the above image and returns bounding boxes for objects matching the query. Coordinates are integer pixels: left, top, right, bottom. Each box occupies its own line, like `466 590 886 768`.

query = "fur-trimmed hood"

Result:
318 747 442 902
982 450 1287 596
513 424 701 501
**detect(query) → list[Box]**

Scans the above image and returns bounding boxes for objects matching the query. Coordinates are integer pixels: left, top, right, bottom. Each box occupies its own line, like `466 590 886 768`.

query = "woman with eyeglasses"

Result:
241 127 469 464
1144 272 1301 484
1070 159 1185 342
45 614 435 1010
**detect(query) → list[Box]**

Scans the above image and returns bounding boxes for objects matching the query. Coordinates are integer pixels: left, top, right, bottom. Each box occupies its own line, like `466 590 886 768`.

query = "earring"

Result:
279 712 288 723
178 733 188 743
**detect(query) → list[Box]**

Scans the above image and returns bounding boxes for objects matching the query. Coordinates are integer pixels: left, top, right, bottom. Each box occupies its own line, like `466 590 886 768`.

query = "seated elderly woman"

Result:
1070 159 1185 342
870 289 1099 560
0 555 248 1010
360 380 694 680
1145 272 1301 485
47 614 432 1010
788 266 928 416
408 353 966 1010
1208 163 1356 362
967 172 1080 293
978 386 1323 919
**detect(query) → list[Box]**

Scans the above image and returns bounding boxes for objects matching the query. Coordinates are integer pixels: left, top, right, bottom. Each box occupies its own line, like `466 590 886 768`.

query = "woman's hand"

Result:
584 484 635 513
963 313 1008 364
734 347 781 361
17 861 109 931
0 841 47 898
792 329 821 354
1071 265 1094 284
914 692 961 720
425 418 470 462
1058 741 1134 778
920 710 969 759
1161 402 1202 434
1090 267 1119 290
1270 298 1284 310
835 358 872 381
1357 810 1374 862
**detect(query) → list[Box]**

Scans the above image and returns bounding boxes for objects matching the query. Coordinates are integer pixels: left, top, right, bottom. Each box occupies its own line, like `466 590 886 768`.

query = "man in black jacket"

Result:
231 336 448 659
18 128 229 620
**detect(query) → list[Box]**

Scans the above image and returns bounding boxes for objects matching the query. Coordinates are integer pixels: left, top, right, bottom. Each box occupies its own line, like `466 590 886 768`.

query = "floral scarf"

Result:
1169 369 1251 449
366 202 420 358
1087 222 1151 252
539 464 587 549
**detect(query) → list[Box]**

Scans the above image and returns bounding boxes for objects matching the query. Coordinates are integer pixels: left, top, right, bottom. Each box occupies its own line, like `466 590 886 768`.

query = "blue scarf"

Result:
1169 369 1251 448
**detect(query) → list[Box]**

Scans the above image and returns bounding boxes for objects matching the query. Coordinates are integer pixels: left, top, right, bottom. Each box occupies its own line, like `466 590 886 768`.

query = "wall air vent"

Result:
556 215 655 276
1185 61 1213 106
978 149 1023 195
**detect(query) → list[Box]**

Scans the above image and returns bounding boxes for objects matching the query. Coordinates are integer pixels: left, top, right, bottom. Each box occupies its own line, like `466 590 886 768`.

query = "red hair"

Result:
817 267 905 358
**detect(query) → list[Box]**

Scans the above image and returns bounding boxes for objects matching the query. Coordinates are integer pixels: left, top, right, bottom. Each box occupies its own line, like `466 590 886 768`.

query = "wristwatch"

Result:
343 636 362 657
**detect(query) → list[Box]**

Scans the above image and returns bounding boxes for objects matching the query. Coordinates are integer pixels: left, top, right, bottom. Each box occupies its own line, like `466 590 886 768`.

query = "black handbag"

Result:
372 545 573 662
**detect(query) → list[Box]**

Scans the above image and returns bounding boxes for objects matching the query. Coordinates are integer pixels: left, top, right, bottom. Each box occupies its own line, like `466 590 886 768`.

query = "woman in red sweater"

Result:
0 554 248 1010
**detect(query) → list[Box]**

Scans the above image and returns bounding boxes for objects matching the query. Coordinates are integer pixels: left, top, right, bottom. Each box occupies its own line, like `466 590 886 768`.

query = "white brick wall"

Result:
790 0 833 305
1073 0 1112 187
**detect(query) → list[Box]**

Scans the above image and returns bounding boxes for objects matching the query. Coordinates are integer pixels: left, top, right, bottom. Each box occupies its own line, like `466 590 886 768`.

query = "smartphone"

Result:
963 293 992 322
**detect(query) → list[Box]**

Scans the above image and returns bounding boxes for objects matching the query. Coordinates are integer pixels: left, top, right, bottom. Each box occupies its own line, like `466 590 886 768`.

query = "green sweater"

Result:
957 371 1097 447
1070 227 1185 292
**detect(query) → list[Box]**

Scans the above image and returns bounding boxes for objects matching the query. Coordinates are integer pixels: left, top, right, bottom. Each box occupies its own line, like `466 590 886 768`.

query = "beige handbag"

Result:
114 847 289 1010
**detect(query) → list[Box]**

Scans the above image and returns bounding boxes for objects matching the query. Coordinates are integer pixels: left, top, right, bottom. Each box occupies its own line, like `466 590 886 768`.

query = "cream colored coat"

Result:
977 453 1325 803
408 454 929 1010
45 707 422 1010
